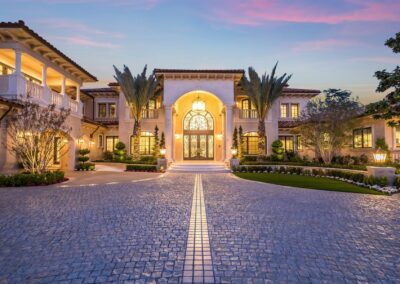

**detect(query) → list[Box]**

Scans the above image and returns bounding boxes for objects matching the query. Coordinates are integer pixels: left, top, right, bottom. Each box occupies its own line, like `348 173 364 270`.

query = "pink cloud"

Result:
292 38 360 52
53 36 120 49
207 0 400 25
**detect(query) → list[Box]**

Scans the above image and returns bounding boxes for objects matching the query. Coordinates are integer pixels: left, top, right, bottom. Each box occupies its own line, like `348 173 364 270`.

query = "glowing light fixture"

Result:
373 149 387 164
175 134 182 139
216 134 223 140
192 96 205 112
160 148 166 157
231 148 238 156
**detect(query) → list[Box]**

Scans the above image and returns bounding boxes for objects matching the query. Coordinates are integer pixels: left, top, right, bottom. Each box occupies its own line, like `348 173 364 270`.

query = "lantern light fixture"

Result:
373 149 387 164
192 96 205 112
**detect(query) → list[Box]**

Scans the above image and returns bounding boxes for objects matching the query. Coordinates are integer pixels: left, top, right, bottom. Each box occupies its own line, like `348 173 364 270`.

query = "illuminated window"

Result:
280 104 289 118
184 111 213 131
131 132 155 155
296 135 303 151
53 137 61 164
98 103 107 118
353 128 372 148
98 134 104 148
106 136 119 152
243 132 258 155
109 103 116 118
279 136 294 152
396 127 400 147
291 104 299 118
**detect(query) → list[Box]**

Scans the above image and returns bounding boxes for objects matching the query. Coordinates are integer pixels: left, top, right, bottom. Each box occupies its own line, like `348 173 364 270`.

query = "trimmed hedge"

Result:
126 164 157 172
0 171 65 187
76 162 95 171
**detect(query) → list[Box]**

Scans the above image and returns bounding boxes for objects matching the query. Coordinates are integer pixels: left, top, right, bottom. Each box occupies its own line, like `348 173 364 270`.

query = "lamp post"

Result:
373 149 387 164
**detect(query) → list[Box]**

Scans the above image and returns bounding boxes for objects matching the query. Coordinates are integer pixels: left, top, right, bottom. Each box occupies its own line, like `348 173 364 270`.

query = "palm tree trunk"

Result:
132 120 141 160
257 119 266 158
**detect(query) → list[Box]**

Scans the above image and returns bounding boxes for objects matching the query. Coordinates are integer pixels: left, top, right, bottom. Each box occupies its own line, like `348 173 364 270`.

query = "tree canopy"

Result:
366 32 400 126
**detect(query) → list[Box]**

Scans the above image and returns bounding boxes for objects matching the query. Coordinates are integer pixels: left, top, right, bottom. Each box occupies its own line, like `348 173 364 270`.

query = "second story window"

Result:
97 102 117 119
98 103 107 118
142 99 157 119
241 99 257 119
353 127 372 148
291 104 299 118
280 103 289 118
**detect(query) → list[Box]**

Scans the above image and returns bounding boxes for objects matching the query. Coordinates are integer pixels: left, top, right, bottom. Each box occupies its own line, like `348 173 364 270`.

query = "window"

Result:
148 99 156 110
131 132 155 155
279 136 294 152
109 103 116 118
296 136 303 151
280 104 289 118
291 104 299 118
98 134 104 148
353 127 372 148
241 99 257 119
53 137 61 164
243 132 258 155
396 127 400 148
142 99 157 118
184 111 214 131
106 136 119 152
242 99 250 110
98 103 107 118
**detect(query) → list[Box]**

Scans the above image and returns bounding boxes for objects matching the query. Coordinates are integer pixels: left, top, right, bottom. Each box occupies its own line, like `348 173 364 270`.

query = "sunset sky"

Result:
1 0 399 103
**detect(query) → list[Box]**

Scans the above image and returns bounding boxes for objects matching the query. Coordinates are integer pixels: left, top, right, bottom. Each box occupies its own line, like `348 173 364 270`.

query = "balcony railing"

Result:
239 109 258 119
0 74 82 117
141 108 158 119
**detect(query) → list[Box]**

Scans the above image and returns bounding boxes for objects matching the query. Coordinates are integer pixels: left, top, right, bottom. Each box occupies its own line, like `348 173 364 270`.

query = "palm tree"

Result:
113 65 158 160
241 63 292 159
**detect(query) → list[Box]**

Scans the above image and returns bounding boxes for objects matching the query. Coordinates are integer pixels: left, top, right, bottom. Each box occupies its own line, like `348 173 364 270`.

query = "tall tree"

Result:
241 63 291 159
238 125 244 159
296 89 363 164
6 100 71 174
366 32 400 126
113 65 158 160
153 125 160 157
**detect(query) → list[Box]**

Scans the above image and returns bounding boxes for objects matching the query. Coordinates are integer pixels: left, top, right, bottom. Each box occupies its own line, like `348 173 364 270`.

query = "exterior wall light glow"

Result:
192 96 205 112
160 148 166 156
231 148 238 156
175 134 182 139
373 150 387 163
216 134 223 140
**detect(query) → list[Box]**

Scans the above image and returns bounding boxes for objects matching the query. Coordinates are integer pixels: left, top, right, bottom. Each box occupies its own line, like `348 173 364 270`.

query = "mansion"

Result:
0 21 399 172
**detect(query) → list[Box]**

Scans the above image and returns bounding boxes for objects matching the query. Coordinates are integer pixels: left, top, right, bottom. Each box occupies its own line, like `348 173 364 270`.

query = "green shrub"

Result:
113 142 126 161
0 171 65 187
271 140 284 161
126 164 157 172
76 163 95 171
78 148 90 156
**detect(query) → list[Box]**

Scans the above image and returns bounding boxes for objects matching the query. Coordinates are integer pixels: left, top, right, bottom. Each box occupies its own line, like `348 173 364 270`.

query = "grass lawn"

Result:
235 172 384 195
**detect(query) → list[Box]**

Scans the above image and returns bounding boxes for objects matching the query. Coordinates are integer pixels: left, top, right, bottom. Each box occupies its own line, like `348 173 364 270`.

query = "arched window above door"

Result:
183 110 214 131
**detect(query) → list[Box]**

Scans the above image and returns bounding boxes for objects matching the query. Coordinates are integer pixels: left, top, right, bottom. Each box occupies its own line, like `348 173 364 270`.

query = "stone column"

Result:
61 76 66 95
41 65 47 87
165 105 173 162
76 85 80 102
14 49 21 75
225 105 233 161
66 139 77 171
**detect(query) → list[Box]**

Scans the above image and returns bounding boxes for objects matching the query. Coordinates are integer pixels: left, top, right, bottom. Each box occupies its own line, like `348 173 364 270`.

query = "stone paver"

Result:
0 173 193 283
0 172 399 283
203 174 400 283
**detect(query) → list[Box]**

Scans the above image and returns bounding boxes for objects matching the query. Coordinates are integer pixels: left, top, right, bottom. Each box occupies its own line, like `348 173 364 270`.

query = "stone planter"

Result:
367 166 396 185
157 158 168 172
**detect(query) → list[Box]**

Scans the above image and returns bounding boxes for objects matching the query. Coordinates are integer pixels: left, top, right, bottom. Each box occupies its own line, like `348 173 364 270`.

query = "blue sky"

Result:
1 0 399 103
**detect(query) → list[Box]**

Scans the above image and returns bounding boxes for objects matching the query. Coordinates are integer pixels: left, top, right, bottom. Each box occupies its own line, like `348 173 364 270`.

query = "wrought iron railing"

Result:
239 109 258 119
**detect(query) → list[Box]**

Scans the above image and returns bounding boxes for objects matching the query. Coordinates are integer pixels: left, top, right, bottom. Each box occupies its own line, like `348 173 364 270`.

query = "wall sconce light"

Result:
231 148 238 156
77 138 84 145
89 141 95 147
160 148 166 157
216 134 223 140
373 149 387 164
175 134 182 139
62 138 69 144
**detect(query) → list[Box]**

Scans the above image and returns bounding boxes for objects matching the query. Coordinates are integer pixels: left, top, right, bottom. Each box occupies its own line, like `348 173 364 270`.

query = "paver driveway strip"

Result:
202 173 400 283
0 173 193 283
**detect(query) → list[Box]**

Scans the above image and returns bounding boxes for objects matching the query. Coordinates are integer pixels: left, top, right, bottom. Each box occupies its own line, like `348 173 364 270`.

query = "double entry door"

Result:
183 132 214 160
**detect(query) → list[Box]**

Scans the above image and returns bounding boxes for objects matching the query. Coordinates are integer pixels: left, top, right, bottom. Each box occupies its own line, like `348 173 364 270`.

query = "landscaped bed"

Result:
235 172 385 195
0 171 66 187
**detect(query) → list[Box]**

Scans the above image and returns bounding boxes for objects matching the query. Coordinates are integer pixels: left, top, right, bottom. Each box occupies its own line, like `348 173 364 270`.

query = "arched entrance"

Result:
183 110 214 160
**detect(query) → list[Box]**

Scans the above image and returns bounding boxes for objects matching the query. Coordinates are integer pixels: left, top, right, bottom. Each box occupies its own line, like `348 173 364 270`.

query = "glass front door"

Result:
183 134 214 160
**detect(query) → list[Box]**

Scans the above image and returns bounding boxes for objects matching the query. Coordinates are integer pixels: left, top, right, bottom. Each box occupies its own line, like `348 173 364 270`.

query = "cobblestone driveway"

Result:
203 174 400 283
0 173 399 283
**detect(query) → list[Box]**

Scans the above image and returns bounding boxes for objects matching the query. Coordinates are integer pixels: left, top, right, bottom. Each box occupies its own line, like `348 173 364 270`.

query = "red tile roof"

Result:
0 20 97 82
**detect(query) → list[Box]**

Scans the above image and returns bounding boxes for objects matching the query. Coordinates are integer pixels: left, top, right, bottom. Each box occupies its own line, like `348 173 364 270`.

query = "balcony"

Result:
239 109 258 119
0 74 82 117
142 108 159 119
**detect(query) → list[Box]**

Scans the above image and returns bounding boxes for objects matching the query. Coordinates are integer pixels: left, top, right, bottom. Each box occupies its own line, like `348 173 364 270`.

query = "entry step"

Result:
168 162 230 173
